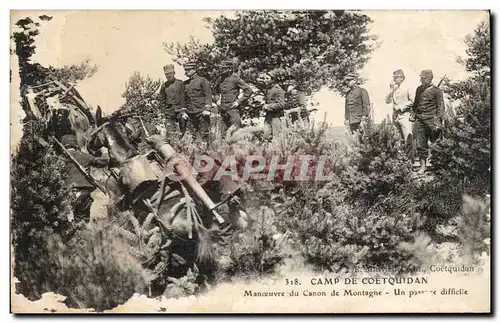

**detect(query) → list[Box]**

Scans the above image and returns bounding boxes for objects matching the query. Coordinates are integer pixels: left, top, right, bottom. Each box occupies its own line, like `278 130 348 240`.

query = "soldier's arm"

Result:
158 83 167 108
435 88 445 119
385 89 393 104
362 89 371 117
177 81 186 112
411 86 421 112
236 77 253 105
201 78 212 108
400 88 414 111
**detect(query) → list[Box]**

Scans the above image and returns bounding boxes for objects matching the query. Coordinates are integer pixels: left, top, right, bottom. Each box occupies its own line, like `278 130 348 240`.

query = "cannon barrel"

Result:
148 135 225 224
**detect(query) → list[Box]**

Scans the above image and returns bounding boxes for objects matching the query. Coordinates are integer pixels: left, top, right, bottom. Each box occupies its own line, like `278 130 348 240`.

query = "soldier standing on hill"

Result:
411 69 445 174
284 79 309 124
183 62 212 141
385 69 414 158
258 73 285 140
158 64 186 137
344 72 371 133
218 59 253 136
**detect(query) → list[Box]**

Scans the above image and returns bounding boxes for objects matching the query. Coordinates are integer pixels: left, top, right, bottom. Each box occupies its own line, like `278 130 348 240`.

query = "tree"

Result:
121 71 162 124
165 10 377 98
11 15 98 114
432 19 491 196
457 20 490 77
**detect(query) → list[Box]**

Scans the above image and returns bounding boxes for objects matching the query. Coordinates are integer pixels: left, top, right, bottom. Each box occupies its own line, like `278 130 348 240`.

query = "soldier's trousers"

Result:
221 109 242 135
186 112 210 141
264 113 282 140
290 112 310 124
414 117 441 160
393 110 414 159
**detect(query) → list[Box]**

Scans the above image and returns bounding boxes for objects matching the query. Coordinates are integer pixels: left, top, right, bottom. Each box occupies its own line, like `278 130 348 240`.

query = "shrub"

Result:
45 224 151 311
280 180 427 274
457 194 490 262
431 92 491 197
333 118 412 207
11 120 74 299
213 206 296 281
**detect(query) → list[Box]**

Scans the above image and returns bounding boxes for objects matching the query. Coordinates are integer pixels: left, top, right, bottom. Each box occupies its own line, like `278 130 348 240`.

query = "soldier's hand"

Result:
201 110 211 116
231 101 239 109
344 120 349 127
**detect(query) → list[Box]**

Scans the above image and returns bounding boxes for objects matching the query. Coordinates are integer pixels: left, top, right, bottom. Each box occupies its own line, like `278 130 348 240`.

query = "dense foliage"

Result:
433 20 491 197
166 10 377 97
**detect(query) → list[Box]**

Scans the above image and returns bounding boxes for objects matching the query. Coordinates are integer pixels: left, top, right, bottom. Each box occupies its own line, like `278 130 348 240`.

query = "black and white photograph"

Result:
9 9 491 313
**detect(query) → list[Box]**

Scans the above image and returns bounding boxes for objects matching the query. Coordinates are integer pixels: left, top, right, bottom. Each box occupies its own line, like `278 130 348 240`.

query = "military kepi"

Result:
163 64 175 73
393 69 405 78
420 69 433 78
183 61 196 70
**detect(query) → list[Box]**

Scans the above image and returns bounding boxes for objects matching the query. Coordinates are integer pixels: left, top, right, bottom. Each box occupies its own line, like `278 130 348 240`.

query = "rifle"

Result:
437 74 447 88
52 137 108 195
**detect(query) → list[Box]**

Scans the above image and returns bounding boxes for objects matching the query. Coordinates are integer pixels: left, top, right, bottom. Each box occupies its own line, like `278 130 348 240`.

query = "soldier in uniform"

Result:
158 64 186 137
284 79 309 124
385 69 414 158
258 73 285 140
183 62 212 141
411 69 445 174
218 59 253 136
61 134 108 224
344 72 371 133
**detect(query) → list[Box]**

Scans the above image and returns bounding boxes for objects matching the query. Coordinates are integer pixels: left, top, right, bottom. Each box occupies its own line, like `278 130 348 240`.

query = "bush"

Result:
213 206 296 281
333 119 412 207
11 120 74 299
279 179 427 274
457 195 490 262
431 86 491 197
45 224 151 311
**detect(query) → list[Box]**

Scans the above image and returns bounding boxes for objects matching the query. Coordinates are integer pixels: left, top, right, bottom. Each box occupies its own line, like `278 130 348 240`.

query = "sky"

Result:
10 10 489 149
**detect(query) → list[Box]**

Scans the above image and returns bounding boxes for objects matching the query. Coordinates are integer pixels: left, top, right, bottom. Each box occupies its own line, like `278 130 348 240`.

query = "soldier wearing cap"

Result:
61 134 108 224
385 69 414 157
218 59 253 136
284 79 308 123
344 72 371 133
183 61 212 141
411 69 445 173
257 72 285 140
159 64 186 136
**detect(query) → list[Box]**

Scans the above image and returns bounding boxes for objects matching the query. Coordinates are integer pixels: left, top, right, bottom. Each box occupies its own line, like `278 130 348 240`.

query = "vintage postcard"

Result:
10 10 491 314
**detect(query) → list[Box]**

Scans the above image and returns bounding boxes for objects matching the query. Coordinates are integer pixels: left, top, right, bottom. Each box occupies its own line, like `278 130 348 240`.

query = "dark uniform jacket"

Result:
265 84 285 117
286 89 308 118
159 79 186 118
66 150 108 189
184 75 212 114
219 73 253 111
345 85 370 124
412 84 445 120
